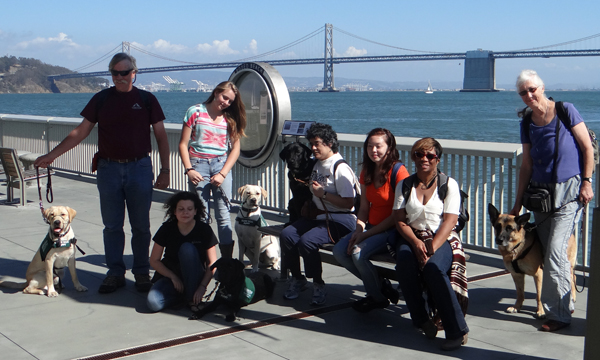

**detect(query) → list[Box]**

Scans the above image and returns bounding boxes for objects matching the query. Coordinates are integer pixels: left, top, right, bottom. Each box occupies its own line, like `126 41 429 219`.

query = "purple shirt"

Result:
520 102 583 183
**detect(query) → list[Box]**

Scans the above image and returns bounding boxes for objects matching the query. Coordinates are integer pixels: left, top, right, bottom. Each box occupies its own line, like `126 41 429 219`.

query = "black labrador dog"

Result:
189 258 274 322
279 142 316 225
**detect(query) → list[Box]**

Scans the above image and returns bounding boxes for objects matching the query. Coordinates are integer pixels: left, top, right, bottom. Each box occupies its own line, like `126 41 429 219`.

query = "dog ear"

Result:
237 185 247 197
279 146 289 161
515 212 531 229
210 258 222 271
43 207 52 220
260 187 268 200
66 206 77 221
487 203 499 224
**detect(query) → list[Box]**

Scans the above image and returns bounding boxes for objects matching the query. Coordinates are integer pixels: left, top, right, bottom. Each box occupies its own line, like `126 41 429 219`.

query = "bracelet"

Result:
160 168 170 174
184 167 194 175
218 171 226 178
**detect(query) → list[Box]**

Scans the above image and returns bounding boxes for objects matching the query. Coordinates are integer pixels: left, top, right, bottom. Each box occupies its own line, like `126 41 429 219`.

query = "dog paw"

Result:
47 290 59 297
536 312 546 319
225 314 237 322
75 285 88 292
505 306 519 314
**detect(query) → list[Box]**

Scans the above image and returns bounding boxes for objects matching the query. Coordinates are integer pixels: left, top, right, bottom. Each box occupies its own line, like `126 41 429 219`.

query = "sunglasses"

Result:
414 151 439 161
110 69 134 77
518 86 538 97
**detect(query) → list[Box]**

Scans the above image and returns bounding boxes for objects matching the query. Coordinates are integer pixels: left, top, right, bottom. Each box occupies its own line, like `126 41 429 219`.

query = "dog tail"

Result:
0 278 27 290
264 275 275 299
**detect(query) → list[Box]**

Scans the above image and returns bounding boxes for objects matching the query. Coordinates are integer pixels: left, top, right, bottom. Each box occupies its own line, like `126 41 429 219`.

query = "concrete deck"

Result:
0 172 588 360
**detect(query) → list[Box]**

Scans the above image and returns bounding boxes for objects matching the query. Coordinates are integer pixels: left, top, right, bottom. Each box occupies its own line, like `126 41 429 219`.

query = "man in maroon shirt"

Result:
35 53 170 294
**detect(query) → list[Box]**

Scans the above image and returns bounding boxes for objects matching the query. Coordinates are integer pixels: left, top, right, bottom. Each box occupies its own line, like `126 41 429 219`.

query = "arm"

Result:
179 125 203 186
34 119 95 168
510 143 533 216
312 180 354 209
394 208 428 266
193 244 218 304
152 121 170 189
149 243 183 293
571 122 595 204
210 138 241 187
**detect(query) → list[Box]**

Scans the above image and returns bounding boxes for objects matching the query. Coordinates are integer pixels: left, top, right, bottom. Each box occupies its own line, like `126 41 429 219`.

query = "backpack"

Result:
401 172 470 232
522 100 599 172
332 159 362 215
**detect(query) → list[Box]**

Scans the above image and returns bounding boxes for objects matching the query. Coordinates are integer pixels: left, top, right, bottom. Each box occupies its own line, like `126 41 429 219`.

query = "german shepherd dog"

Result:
189 258 275 322
488 203 576 318
279 142 316 225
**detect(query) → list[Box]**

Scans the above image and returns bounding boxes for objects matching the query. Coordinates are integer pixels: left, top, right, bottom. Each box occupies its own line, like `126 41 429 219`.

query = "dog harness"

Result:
38 232 75 262
236 208 269 228
238 277 256 305
511 241 536 274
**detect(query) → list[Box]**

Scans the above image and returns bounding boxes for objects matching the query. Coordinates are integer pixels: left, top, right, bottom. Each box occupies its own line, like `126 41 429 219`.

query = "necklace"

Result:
419 174 438 190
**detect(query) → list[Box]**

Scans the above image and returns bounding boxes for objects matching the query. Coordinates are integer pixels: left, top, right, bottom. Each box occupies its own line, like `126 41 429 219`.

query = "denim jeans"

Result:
395 238 469 340
97 156 153 277
333 226 396 302
146 242 206 312
189 155 233 245
280 218 352 280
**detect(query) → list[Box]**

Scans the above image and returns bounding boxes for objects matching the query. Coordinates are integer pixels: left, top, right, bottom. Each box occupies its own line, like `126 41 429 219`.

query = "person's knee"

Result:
178 242 199 261
146 291 164 312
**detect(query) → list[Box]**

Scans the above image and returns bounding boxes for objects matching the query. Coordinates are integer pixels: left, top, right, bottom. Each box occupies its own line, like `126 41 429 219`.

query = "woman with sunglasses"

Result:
179 81 246 258
332 128 409 312
280 123 357 306
392 137 469 351
510 69 594 332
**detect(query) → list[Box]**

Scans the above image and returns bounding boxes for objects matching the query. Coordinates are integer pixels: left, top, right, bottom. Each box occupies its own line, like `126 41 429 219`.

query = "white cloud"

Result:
342 46 367 57
196 40 238 55
16 32 80 49
248 39 257 54
131 40 189 54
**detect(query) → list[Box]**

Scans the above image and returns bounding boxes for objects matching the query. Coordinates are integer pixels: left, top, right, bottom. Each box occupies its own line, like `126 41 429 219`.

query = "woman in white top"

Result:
392 137 469 351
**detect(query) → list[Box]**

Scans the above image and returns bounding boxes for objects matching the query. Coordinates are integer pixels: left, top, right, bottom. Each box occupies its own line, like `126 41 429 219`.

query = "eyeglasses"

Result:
110 69 134 77
518 86 538 97
310 141 326 148
414 151 438 161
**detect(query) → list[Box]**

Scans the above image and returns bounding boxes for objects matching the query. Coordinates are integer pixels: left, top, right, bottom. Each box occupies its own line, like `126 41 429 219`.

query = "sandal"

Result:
539 319 570 332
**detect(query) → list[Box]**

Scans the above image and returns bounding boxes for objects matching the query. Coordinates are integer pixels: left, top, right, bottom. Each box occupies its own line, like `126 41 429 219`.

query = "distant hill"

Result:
0 56 105 94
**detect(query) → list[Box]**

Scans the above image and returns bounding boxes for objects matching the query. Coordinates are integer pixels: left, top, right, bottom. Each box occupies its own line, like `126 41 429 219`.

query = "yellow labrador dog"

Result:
0 206 87 297
235 185 281 272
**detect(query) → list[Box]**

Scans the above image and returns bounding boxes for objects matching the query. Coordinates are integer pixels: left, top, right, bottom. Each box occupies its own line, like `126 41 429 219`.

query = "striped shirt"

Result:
183 103 229 158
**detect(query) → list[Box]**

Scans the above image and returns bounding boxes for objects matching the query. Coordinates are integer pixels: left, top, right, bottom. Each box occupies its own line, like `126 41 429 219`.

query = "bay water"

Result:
1 91 599 144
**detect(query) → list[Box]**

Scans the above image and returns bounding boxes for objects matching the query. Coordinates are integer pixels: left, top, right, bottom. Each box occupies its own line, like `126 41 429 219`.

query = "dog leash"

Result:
35 166 53 224
204 186 232 225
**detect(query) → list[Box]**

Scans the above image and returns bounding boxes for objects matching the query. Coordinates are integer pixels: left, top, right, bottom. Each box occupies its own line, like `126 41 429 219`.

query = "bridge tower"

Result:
461 49 498 92
319 23 338 92
122 41 130 54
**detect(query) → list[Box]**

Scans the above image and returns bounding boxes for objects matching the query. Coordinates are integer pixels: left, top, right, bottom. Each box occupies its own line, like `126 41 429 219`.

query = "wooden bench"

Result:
259 224 398 281
0 147 52 206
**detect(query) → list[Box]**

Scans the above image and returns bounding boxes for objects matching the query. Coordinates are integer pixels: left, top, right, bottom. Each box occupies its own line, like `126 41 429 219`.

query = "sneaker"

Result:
284 277 308 300
420 319 438 340
98 275 126 294
351 296 389 313
381 279 400 305
134 274 152 293
310 283 327 306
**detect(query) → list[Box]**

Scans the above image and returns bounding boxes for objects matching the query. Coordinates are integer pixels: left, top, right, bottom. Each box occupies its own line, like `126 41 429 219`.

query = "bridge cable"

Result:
506 32 600 52
72 44 122 72
333 26 445 54
232 26 323 62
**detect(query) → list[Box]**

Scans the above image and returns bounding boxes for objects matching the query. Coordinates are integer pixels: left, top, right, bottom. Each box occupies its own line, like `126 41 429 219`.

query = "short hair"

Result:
362 128 399 186
306 122 339 153
516 69 544 91
410 137 442 162
204 81 246 141
163 191 206 223
108 53 138 72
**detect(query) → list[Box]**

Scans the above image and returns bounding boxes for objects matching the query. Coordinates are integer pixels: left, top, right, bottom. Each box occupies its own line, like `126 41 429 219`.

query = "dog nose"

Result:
54 220 61 226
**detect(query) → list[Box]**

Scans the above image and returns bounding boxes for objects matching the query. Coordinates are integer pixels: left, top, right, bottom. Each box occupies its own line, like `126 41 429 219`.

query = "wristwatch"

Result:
583 177 592 184
322 191 328 200
184 168 194 175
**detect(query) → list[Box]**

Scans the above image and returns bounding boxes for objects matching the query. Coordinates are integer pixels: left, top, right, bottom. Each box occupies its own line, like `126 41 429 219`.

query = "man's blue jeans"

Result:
97 156 153 277
189 155 233 246
395 237 469 340
333 226 396 302
146 242 206 312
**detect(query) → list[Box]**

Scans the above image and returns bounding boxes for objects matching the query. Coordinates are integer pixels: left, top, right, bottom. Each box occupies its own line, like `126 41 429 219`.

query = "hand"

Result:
170 276 184 293
193 284 207 304
346 230 364 255
210 172 225 187
154 171 170 189
508 204 521 216
187 169 203 186
412 241 430 270
579 181 594 206
311 181 325 198
34 154 54 168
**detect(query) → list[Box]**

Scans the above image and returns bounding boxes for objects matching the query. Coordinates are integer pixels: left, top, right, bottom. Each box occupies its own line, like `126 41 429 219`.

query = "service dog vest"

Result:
39 234 73 262
239 277 256 305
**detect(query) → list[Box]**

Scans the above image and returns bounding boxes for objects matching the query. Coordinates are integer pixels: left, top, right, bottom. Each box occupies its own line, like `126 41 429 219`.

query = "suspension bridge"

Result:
47 23 600 93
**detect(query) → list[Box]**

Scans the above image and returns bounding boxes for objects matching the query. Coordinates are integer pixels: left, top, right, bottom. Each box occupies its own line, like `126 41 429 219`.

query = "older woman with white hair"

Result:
510 69 594 332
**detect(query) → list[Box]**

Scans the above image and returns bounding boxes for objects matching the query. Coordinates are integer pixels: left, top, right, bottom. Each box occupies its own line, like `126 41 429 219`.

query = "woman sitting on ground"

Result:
393 137 469 351
147 191 218 312
280 123 357 306
333 128 409 312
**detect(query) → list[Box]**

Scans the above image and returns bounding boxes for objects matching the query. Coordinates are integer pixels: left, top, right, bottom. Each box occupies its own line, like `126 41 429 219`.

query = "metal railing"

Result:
0 114 595 268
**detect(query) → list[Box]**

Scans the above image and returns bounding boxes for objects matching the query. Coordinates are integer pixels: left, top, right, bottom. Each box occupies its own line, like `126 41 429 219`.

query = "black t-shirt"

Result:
152 220 218 274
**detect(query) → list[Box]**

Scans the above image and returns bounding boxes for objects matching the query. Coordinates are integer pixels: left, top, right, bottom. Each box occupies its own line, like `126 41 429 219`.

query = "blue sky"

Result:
2 0 600 87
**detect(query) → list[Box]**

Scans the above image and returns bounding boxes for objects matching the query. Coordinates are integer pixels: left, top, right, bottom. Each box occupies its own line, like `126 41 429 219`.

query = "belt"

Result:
103 154 149 163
